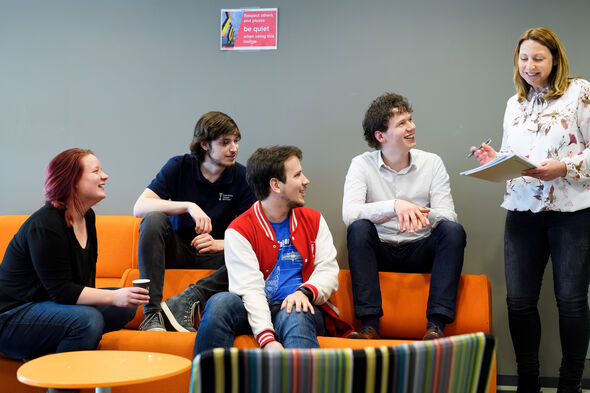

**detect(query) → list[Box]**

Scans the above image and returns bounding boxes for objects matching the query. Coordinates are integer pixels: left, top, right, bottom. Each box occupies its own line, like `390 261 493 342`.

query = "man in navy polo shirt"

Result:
133 111 256 332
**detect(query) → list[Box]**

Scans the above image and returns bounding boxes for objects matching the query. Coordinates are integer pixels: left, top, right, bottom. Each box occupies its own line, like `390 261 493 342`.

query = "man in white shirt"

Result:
342 93 466 340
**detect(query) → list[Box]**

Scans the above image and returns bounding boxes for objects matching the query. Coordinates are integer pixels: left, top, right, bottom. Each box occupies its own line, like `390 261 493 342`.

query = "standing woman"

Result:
472 27 590 393
0 148 148 361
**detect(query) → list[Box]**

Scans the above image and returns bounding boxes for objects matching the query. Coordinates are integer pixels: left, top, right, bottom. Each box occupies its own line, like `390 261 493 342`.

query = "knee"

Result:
506 295 538 315
555 290 589 316
436 221 466 247
275 308 316 333
202 293 243 321
347 219 378 246
139 212 170 234
70 306 105 339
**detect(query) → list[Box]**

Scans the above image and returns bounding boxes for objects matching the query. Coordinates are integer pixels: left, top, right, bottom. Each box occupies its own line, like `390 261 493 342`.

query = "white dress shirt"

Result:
342 149 458 244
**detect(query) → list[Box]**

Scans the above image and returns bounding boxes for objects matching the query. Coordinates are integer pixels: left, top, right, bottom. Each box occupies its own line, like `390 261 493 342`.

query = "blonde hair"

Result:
512 26 571 102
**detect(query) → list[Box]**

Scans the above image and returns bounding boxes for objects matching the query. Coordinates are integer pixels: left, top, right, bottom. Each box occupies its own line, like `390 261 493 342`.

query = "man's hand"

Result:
280 290 314 314
394 199 430 233
263 341 284 350
187 204 212 234
191 234 224 253
522 160 566 181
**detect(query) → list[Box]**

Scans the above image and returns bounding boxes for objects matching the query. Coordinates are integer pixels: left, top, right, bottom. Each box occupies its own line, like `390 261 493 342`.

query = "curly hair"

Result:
246 145 302 200
362 93 412 149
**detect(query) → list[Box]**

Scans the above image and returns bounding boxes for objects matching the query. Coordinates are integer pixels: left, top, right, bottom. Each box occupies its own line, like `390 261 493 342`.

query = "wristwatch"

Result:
298 286 313 302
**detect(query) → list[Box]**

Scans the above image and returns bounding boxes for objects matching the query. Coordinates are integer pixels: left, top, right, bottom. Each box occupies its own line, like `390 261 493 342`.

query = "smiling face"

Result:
518 39 555 92
376 109 416 154
277 155 310 208
75 154 108 207
201 133 240 168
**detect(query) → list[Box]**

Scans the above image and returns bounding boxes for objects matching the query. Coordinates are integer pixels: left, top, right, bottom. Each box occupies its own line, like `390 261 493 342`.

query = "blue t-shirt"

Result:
264 217 303 302
147 154 256 245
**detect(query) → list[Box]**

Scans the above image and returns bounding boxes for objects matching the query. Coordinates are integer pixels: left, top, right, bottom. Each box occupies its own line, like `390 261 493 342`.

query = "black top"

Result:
0 204 97 314
147 154 257 244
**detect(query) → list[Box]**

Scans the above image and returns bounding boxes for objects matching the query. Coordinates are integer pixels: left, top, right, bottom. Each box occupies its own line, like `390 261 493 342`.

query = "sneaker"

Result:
347 326 380 339
161 291 199 333
139 311 166 332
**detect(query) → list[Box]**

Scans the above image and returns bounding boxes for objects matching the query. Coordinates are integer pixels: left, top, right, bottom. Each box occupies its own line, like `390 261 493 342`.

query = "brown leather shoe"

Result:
347 326 380 339
422 326 444 340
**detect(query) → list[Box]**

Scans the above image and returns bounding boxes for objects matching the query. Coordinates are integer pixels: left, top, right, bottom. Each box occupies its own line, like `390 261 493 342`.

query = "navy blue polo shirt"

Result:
147 154 256 245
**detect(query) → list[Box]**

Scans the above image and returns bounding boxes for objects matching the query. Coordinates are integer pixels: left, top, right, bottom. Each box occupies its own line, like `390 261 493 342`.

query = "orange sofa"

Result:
0 215 495 393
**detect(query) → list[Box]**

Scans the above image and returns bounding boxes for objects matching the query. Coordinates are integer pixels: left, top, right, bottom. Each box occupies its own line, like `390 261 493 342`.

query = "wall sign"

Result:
220 8 278 50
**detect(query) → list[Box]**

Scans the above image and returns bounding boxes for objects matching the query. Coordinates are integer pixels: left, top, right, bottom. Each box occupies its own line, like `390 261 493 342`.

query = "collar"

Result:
377 150 416 174
252 201 298 242
525 86 549 115
194 157 234 185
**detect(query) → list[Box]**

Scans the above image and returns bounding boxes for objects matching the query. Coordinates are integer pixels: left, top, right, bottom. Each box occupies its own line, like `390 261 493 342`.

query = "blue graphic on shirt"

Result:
265 217 303 302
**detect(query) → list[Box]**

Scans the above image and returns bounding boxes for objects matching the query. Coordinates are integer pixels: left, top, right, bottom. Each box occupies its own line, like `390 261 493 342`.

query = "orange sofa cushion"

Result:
121 268 491 338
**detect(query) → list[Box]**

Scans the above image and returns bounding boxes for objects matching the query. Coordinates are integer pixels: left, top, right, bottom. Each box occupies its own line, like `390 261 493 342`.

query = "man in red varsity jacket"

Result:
194 145 351 355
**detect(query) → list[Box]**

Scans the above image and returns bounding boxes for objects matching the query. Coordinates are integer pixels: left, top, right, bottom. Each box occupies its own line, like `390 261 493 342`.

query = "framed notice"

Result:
220 8 278 50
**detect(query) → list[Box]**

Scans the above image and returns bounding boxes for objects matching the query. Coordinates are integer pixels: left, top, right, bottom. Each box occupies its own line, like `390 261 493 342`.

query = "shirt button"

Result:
265 269 269 273
304 259 308 263
273 245 276 248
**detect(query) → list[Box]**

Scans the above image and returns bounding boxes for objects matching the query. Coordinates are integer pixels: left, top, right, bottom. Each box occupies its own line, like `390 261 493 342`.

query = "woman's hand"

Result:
470 143 497 165
522 160 567 181
111 287 149 307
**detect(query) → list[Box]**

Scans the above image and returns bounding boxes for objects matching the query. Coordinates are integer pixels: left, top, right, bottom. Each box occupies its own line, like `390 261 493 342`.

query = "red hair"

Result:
45 148 93 222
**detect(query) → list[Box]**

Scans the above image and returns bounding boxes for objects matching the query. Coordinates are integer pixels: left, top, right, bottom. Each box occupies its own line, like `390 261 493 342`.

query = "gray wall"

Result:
1 0 589 379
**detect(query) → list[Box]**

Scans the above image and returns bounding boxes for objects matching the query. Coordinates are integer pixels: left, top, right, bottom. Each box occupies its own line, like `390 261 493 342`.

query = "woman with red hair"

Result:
0 148 148 361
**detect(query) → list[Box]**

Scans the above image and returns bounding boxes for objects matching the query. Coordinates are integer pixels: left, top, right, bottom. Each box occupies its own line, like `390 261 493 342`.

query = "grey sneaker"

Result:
139 311 166 332
161 291 199 333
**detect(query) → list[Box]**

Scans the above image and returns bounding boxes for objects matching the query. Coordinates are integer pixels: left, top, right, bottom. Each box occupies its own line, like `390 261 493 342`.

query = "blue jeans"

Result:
193 292 325 356
0 299 136 360
505 209 590 386
346 219 466 323
138 212 227 314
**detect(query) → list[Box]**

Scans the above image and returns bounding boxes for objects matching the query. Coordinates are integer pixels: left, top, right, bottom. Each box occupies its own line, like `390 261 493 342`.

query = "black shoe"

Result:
138 311 166 332
161 291 199 332
557 382 582 393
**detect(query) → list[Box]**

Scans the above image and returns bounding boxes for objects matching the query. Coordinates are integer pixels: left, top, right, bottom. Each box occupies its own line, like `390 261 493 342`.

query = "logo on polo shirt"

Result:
219 193 233 201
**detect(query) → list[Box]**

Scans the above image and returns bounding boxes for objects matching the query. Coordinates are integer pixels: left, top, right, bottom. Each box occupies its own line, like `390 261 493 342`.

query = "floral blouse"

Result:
500 78 590 212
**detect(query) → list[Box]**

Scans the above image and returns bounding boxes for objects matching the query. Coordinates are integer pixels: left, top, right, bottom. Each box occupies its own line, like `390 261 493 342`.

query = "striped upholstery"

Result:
190 332 495 393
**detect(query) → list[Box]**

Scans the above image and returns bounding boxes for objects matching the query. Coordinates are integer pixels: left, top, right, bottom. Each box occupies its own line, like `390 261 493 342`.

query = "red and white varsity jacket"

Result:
224 201 352 347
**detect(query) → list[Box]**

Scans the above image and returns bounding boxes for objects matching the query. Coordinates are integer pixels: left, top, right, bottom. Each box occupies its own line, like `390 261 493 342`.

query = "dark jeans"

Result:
194 292 325 357
0 299 136 361
138 212 227 314
505 209 590 387
347 219 466 323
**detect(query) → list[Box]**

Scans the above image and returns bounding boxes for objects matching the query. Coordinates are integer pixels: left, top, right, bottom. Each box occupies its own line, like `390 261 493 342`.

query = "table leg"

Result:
95 387 111 393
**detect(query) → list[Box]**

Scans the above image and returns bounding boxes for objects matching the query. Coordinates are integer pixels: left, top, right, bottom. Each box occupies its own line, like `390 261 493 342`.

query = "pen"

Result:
467 138 492 158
